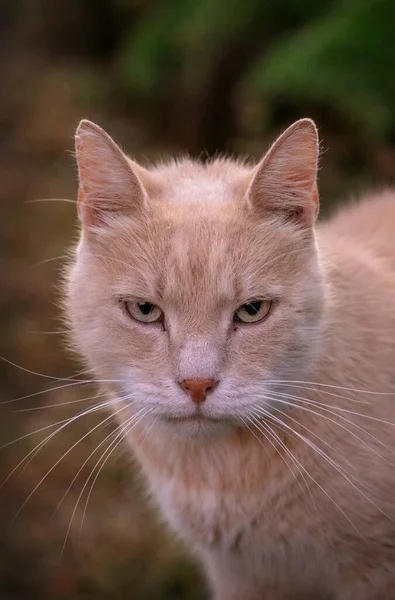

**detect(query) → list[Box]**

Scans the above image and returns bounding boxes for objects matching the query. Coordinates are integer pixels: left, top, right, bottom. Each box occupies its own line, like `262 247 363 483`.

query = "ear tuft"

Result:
247 118 320 226
75 119 148 226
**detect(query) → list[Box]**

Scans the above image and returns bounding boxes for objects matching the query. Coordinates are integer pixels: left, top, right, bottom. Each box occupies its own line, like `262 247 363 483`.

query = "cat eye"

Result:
234 300 272 323
124 300 163 323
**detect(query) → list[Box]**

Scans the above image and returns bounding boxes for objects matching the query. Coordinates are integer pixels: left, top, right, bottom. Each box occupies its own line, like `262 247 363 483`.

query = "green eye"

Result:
234 300 272 323
124 301 163 323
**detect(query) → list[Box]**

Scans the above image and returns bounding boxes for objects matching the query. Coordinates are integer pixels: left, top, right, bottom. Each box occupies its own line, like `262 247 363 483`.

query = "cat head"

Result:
67 119 324 437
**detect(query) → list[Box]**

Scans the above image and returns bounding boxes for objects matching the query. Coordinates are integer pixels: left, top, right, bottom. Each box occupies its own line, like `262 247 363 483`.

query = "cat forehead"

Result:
98 209 299 307
87 158 309 300
151 158 248 206
167 176 228 205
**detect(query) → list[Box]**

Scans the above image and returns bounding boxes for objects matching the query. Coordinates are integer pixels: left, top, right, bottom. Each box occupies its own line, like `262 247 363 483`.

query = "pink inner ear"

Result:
296 203 317 227
283 168 320 221
247 122 320 226
75 120 152 226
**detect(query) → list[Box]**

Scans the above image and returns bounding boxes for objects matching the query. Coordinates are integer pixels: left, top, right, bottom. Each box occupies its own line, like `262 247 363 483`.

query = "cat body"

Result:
67 119 395 599
129 199 395 600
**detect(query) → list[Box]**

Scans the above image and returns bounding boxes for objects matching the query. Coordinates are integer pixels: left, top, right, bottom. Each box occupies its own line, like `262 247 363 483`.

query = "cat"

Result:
66 117 395 599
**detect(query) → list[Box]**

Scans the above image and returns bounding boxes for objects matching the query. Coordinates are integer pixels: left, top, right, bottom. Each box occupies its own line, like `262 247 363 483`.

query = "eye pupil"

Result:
138 302 154 315
124 300 163 324
233 299 271 324
245 301 261 315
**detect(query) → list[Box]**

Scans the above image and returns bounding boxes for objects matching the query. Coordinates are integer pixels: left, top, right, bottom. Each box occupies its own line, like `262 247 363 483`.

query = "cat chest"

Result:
149 472 296 554
154 475 336 597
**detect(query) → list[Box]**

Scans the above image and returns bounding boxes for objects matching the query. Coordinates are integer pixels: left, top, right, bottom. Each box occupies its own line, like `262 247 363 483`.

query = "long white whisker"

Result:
14 391 112 412
138 414 158 450
26 329 72 336
269 389 395 424
237 413 277 460
0 415 86 451
53 405 135 516
26 198 77 204
265 391 395 461
0 401 116 489
242 411 314 502
29 254 70 268
78 408 151 539
5 397 130 518
254 403 393 524
1 381 99 406
265 380 395 396
0 355 119 384
269 383 371 406
263 402 371 481
60 407 150 557
245 411 322 531
250 406 365 538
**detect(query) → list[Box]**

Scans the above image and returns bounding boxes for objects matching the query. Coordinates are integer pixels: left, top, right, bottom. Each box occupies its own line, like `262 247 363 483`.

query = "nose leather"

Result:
180 378 217 404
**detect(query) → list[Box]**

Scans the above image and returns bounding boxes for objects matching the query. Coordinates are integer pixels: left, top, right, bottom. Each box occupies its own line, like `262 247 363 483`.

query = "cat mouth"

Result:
162 413 225 425
159 412 236 436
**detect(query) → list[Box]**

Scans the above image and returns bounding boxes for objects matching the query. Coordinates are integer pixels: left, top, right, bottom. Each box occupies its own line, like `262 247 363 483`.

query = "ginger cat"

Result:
66 118 395 600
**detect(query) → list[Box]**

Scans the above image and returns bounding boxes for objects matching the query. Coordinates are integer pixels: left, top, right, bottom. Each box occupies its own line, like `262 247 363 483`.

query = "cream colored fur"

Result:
66 119 395 600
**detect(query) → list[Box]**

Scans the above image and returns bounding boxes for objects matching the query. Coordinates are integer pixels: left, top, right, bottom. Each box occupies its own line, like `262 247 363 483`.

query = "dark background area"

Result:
1 1 395 598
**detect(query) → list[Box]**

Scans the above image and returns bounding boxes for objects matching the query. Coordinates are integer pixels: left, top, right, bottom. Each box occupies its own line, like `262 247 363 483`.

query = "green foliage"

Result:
114 0 395 141
251 0 395 137
117 0 264 96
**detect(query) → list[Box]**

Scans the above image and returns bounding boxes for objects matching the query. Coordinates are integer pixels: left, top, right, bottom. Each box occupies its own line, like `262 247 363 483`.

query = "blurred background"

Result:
1 0 395 598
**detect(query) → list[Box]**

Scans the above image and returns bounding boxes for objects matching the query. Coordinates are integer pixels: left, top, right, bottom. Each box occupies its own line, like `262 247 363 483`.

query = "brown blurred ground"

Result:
1 2 395 599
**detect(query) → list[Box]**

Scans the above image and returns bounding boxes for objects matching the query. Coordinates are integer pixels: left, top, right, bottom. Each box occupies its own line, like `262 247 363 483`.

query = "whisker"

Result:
5 406 110 489
242 411 315 504
78 408 151 538
52 425 122 518
61 407 150 557
246 411 324 535
0 355 119 384
265 390 395 461
271 389 395 426
268 383 371 406
265 380 395 396
14 390 111 412
7 400 128 526
2 397 126 499
52 405 138 516
29 255 70 268
263 402 373 483
138 414 158 450
0 415 82 451
254 403 392 524
1 381 98 406
250 406 365 539
26 198 77 205
25 329 72 336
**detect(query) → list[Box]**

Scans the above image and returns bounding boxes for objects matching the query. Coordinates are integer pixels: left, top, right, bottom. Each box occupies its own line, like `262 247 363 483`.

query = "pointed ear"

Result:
75 120 149 226
247 119 319 226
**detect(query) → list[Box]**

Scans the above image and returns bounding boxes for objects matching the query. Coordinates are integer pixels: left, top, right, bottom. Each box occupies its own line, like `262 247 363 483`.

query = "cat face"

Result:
67 119 324 436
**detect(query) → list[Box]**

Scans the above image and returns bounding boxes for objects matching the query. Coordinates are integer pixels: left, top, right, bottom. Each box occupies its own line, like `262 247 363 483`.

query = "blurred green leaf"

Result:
249 0 395 136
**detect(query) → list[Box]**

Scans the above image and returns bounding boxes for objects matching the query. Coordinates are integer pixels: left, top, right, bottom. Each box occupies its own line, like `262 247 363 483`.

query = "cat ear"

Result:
247 119 319 226
75 120 150 226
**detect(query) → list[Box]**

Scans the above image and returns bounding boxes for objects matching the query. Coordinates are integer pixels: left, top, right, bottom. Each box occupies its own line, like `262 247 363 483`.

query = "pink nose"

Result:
179 379 217 404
